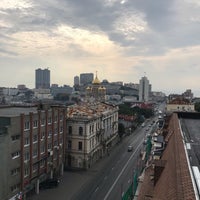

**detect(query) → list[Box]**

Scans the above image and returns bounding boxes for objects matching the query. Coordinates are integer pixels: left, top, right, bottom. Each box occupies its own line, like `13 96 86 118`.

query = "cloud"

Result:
0 0 200 96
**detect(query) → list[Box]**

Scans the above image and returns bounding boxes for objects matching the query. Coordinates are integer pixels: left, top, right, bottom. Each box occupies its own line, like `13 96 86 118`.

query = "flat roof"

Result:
0 107 38 117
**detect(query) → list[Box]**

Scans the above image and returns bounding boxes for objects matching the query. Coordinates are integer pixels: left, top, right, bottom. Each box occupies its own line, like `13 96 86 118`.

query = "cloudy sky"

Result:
0 0 200 96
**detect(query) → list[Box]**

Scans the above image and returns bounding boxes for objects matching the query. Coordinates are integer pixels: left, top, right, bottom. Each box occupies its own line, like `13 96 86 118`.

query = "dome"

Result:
86 86 91 90
92 74 101 84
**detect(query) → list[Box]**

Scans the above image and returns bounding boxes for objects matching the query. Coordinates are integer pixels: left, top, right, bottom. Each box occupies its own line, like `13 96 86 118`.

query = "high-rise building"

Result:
35 68 50 89
139 76 150 102
74 76 79 86
80 73 94 85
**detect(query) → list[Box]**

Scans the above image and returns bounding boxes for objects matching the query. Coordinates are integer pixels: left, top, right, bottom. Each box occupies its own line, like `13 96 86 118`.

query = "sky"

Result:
0 0 200 96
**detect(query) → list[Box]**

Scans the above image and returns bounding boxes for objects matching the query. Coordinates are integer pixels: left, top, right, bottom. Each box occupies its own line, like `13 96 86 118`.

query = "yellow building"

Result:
86 73 106 102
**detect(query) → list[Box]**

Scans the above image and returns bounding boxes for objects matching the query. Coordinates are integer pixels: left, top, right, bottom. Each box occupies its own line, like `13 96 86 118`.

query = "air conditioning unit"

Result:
55 146 59 150
24 160 28 164
48 150 53 156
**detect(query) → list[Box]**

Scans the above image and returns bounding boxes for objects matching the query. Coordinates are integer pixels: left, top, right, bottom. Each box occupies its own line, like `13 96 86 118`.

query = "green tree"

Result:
195 102 200 112
118 123 125 139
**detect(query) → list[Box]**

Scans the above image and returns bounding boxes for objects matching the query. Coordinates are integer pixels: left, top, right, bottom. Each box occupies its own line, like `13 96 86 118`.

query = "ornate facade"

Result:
86 73 106 102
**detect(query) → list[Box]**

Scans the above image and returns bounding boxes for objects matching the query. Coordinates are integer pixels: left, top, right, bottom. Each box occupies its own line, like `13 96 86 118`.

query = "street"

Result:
29 124 149 200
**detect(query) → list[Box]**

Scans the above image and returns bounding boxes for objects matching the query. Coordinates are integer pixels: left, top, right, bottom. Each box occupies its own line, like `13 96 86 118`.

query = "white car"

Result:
127 145 133 152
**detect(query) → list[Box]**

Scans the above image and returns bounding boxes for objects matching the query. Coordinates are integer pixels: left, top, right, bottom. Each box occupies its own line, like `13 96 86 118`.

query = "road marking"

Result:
104 176 107 180
128 179 131 184
103 140 143 200
94 187 99 193
111 167 114 170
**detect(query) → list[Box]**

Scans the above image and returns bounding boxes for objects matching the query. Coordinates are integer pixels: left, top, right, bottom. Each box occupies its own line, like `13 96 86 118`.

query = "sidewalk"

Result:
28 149 117 200
28 134 133 200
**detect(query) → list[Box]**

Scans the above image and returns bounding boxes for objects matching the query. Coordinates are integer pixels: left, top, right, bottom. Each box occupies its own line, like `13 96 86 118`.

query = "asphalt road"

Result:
72 127 145 200
29 123 152 200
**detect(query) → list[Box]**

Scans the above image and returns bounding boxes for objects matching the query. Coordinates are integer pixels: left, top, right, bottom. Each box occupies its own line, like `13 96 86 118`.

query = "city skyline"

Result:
1 0 200 96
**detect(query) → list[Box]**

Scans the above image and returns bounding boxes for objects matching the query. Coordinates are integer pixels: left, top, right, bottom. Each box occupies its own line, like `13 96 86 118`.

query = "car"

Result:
141 123 145 127
127 145 133 152
39 178 60 189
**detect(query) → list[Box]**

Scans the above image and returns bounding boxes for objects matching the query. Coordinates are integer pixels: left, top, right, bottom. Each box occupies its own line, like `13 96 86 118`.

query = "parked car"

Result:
127 145 133 152
40 178 60 189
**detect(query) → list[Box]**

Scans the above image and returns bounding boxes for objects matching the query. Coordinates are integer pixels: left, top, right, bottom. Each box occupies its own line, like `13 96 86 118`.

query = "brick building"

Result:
0 104 66 200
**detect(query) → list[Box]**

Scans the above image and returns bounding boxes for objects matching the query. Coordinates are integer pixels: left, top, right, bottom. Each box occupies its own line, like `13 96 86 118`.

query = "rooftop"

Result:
137 113 197 199
0 106 38 117
67 102 117 119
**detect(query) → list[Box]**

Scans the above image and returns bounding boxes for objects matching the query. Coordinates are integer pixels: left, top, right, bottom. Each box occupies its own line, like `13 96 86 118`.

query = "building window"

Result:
79 127 83 136
60 114 63 121
33 164 38 172
54 127 58 135
48 130 52 137
48 143 52 150
41 131 45 140
24 168 29 177
33 120 38 128
54 115 58 122
48 117 52 124
41 145 45 154
24 121 30 130
41 118 45 126
24 152 30 161
33 134 38 143
11 167 20 176
60 126 63 133
33 149 38 158
68 126 72 135
78 141 82 151
54 140 58 146
11 151 20 159
11 135 20 141
40 159 45 168
59 138 63 145
24 137 29 146
68 140 72 150
10 183 20 192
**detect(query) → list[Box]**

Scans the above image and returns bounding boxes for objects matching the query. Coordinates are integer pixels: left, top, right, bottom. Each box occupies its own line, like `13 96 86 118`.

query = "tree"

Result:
118 123 125 139
195 102 200 112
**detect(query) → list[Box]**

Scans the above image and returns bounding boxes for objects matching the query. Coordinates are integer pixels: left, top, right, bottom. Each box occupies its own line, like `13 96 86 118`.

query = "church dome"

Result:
92 74 101 84
86 86 91 90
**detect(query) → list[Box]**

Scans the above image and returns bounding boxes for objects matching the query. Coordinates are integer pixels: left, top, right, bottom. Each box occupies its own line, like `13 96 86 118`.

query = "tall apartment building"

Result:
0 105 66 200
73 76 79 86
80 73 94 85
35 68 50 89
139 76 150 102
65 102 118 169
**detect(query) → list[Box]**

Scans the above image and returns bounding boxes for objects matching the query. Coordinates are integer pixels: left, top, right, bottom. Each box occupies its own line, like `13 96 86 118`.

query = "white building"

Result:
65 102 118 169
139 76 150 102
166 98 195 112
33 88 53 100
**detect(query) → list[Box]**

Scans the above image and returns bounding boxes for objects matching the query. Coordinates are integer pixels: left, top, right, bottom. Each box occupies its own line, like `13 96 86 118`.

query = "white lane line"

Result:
103 140 143 200
94 187 99 193
111 167 114 170
104 176 107 180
